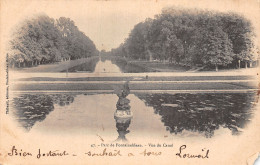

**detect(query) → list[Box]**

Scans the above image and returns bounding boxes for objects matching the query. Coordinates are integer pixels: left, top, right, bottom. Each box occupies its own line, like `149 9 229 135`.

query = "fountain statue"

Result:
114 81 133 142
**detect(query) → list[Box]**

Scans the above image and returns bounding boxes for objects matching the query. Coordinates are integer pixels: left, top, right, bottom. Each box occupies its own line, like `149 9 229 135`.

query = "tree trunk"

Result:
249 61 252 68
18 62 20 68
146 49 152 62
245 61 247 69
215 64 218 72
238 60 240 69
169 57 172 63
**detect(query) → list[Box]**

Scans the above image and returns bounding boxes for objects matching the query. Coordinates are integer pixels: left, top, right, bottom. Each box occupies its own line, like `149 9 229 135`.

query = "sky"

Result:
45 1 163 51
1 0 260 51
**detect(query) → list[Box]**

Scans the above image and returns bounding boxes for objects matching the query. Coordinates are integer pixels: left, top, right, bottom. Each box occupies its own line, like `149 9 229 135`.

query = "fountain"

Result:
114 81 133 142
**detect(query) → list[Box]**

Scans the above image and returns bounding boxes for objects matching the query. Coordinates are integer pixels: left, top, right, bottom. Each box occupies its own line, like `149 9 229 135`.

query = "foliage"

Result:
112 8 256 69
8 14 98 67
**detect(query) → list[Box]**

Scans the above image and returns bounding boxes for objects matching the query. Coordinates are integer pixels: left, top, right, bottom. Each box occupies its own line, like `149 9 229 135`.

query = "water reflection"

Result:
94 60 122 73
65 56 154 73
11 94 75 131
114 81 133 142
136 93 256 138
62 57 99 72
10 91 256 138
110 58 155 73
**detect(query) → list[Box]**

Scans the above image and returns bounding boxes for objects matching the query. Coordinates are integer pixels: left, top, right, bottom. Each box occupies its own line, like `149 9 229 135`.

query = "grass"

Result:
12 81 257 91
18 75 256 82
110 57 190 73
129 61 191 72
14 56 99 72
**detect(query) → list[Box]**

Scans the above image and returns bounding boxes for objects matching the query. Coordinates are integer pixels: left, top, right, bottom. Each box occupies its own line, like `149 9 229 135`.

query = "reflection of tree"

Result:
111 58 153 73
114 81 132 142
11 94 75 131
136 93 255 138
50 94 75 106
64 57 99 72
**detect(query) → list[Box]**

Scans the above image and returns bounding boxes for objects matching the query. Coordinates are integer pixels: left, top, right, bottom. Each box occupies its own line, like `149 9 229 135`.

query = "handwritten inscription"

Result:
176 145 209 159
37 149 69 159
85 148 121 157
140 149 162 156
8 146 32 157
5 145 210 159
7 146 69 159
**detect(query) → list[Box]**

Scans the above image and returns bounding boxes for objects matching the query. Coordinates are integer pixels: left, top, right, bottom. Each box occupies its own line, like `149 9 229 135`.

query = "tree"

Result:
8 14 98 68
220 13 254 68
111 8 255 71
200 27 234 71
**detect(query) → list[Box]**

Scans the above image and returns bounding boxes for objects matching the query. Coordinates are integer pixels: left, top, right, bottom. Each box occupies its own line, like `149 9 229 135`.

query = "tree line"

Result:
8 15 98 68
111 8 259 70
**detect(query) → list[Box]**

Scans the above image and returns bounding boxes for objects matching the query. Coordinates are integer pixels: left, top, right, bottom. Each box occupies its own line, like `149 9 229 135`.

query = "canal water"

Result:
94 60 121 73
9 59 258 142
67 57 152 73
10 92 257 142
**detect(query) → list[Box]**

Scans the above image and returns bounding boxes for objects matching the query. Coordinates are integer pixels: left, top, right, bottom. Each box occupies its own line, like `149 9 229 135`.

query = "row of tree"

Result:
111 8 259 70
8 15 98 68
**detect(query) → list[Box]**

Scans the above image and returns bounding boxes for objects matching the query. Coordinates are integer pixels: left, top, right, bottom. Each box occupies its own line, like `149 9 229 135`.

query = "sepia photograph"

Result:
0 0 259 164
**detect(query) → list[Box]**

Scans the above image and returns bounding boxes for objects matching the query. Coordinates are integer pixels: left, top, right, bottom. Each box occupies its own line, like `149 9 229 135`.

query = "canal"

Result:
9 57 258 142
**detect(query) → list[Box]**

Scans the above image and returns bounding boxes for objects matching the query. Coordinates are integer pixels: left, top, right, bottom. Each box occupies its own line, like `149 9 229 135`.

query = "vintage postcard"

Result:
0 0 260 164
